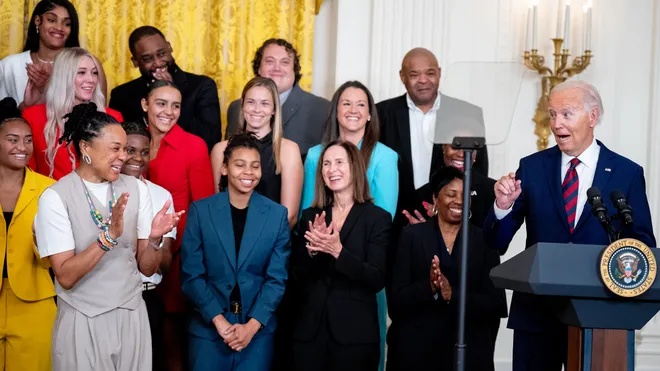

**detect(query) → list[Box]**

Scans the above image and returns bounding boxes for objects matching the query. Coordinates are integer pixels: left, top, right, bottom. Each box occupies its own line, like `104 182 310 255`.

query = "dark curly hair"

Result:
252 38 302 84
218 131 261 192
58 102 119 157
122 121 150 140
0 98 28 128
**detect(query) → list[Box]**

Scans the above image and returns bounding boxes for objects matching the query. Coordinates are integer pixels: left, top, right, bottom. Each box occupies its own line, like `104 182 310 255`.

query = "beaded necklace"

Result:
77 173 117 230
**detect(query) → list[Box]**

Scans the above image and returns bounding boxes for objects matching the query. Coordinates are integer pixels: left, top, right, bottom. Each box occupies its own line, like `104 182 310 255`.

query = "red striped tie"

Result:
562 158 581 233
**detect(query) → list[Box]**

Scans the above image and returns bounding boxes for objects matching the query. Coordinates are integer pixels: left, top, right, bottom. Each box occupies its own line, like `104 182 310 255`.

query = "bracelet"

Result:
96 236 110 251
103 229 118 246
148 237 164 250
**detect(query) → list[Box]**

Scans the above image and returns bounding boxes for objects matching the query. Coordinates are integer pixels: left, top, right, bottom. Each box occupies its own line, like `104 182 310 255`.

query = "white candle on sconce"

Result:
526 5 533 51
586 1 592 50
556 0 563 38
563 2 571 49
532 4 538 49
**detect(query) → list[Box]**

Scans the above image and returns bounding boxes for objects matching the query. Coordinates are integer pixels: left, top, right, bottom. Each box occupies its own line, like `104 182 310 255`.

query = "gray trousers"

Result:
52 298 152 371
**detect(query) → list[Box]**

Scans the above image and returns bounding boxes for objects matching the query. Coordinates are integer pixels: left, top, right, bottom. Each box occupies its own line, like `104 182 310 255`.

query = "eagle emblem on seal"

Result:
616 252 642 284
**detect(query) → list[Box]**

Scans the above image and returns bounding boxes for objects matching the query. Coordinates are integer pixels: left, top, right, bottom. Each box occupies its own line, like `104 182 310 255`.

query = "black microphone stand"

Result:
452 136 484 371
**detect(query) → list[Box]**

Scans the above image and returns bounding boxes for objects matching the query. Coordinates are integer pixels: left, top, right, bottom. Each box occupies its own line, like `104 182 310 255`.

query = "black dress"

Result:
387 218 507 371
256 132 282 203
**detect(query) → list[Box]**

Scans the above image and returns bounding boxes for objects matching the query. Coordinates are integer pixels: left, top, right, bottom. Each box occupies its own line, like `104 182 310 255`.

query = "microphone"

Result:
587 187 609 225
610 189 634 226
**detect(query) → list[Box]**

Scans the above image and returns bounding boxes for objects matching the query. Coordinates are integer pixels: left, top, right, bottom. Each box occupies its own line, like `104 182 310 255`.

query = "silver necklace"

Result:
35 53 54 64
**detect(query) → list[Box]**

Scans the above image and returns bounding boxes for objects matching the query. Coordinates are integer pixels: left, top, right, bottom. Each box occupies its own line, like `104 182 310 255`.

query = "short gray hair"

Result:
550 80 604 124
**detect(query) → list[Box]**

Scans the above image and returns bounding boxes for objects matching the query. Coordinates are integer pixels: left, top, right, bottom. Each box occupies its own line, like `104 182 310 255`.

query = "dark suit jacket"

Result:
376 93 489 233
109 67 222 152
290 202 391 345
225 84 330 157
180 192 291 338
483 141 656 333
387 219 506 371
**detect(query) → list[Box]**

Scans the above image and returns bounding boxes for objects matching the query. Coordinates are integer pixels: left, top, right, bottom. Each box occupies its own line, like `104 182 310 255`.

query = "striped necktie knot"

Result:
563 157 581 233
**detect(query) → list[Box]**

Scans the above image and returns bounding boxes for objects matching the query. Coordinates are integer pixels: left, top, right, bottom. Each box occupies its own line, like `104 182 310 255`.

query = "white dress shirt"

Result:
0 51 31 104
141 180 176 285
407 92 441 190
494 138 600 223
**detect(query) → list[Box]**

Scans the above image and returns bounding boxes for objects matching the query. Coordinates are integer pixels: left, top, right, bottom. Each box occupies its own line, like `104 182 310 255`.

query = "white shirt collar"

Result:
279 87 293 105
405 91 441 113
561 137 599 168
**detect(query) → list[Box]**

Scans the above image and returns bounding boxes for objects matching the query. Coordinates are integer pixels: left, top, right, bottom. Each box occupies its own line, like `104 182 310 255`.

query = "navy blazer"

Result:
180 191 291 339
483 141 656 332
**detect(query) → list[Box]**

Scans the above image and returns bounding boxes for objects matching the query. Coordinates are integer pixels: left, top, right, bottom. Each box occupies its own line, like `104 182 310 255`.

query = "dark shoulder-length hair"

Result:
311 140 372 209
430 166 465 198
23 0 80 53
322 80 380 169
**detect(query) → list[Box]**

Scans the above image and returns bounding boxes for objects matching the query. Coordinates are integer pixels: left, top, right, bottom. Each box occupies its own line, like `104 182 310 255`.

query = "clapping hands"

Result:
149 199 185 239
429 255 452 301
305 211 343 259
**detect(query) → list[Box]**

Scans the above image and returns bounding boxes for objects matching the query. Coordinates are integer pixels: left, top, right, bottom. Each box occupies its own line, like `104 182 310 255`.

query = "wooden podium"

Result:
490 243 660 371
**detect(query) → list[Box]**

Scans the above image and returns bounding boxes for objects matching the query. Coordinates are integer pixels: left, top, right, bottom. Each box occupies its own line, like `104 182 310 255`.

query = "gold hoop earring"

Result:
432 205 438 216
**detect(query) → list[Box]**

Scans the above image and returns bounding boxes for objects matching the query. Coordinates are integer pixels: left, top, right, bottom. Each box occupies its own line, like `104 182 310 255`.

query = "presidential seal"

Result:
600 238 657 298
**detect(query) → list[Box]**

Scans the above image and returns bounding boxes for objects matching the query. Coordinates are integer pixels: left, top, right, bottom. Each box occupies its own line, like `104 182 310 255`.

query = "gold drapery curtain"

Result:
1 0 320 133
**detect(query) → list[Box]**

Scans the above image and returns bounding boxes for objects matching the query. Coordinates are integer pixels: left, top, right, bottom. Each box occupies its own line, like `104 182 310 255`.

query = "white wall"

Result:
313 0 660 369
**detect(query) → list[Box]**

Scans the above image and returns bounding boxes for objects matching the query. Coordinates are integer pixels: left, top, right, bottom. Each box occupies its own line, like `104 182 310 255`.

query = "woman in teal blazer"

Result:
300 81 398 371
181 132 291 371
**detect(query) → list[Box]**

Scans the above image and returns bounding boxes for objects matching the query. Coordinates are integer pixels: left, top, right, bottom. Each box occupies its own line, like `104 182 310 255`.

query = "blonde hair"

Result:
44 47 106 177
240 77 283 174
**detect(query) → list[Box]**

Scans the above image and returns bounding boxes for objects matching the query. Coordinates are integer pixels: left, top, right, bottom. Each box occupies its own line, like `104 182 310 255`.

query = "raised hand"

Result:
494 172 522 210
108 192 130 240
149 199 185 239
429 255 440 294
402 209 427 225
152 68 173 83
311 211 328 233
26 63 52 91
305 221 343 259
22 80 44 108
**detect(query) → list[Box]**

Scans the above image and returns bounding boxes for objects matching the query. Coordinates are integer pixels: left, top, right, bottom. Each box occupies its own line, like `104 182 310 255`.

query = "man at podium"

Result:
483 80 656 371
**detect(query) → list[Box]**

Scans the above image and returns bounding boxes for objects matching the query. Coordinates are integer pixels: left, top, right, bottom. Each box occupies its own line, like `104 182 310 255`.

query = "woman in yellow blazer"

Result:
0 98 56 371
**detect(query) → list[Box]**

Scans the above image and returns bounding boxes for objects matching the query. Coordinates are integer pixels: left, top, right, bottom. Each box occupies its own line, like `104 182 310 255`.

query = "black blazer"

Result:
290 202 391 345
387 219 507 371
109 67 222 152
415 171 496 230
376 94 489 231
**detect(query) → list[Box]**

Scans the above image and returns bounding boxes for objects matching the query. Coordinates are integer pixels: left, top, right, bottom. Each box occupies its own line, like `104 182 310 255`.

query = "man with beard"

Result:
110 26 221 152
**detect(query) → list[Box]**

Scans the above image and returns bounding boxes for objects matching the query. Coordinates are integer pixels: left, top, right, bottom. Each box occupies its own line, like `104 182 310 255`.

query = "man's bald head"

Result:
400 48 441 109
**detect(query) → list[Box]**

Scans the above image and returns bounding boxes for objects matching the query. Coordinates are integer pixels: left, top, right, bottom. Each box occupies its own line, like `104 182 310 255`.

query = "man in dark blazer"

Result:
109 26 221 152
483 80 656 371
377 48 489 237
224 38 329 158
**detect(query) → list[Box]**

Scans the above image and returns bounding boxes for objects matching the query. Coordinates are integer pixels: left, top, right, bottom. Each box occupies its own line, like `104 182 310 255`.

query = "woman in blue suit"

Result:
180 132 291 371
300 80 398 371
